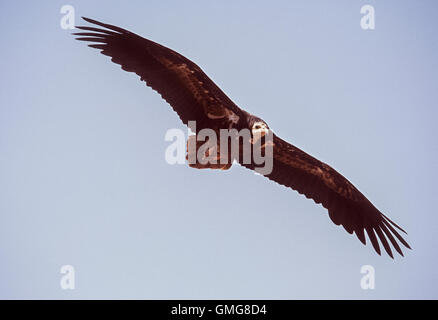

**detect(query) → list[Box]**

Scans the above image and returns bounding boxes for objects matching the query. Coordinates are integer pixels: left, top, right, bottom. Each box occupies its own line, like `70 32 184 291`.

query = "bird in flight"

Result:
74 17 410 258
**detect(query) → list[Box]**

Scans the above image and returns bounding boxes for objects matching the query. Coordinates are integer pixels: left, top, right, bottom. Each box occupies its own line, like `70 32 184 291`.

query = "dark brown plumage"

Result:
74 17 410 258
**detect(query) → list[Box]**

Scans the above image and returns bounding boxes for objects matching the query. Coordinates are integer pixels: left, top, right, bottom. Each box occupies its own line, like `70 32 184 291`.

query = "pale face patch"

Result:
251 121 269 136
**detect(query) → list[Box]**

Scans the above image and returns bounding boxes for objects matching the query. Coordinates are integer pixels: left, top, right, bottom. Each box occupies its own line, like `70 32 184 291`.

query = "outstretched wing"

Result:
258 135 411 258
74 17 242 130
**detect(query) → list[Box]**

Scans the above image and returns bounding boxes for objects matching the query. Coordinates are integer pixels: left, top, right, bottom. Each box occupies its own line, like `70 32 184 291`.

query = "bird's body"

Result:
74 17 410 258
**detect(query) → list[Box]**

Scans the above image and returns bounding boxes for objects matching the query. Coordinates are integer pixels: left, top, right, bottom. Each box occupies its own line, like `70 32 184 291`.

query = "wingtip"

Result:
81 16 101 26
87 44 105 50
77 16 127 34
382 213 408 234
355 229 366 246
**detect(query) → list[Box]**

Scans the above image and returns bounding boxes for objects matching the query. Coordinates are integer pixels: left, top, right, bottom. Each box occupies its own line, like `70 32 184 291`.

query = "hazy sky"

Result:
1 0 437 299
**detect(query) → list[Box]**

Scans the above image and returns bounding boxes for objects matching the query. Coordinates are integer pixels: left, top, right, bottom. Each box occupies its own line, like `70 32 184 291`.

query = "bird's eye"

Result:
255 125 260 129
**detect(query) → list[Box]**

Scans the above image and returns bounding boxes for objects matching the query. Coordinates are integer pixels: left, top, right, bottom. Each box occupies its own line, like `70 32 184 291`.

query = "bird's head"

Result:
249 116 269 137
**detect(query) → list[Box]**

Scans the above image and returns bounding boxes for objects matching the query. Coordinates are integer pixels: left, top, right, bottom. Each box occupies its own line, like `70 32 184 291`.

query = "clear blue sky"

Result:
1 0 437 299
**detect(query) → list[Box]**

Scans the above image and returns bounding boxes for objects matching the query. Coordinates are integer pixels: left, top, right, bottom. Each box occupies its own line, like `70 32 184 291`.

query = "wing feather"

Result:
245 134 410 258
74 17 242 130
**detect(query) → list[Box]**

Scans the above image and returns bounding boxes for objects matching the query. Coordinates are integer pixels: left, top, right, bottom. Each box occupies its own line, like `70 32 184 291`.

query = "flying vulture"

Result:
74 17 411 258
